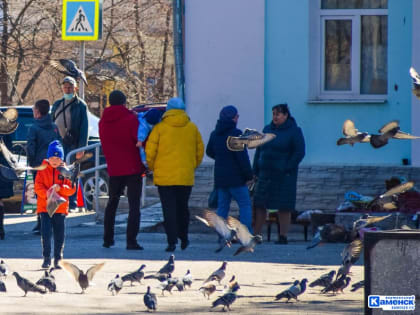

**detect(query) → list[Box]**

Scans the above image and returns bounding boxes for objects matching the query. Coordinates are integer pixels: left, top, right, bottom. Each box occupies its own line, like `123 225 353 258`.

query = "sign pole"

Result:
79 41 85 99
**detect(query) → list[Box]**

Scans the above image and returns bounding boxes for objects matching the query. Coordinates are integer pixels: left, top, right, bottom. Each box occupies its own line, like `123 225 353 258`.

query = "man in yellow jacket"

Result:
146 97 204 252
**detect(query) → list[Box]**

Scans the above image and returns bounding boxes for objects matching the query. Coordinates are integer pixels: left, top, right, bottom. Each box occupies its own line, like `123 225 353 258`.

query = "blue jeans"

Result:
217 186 253 233
40 213 65 261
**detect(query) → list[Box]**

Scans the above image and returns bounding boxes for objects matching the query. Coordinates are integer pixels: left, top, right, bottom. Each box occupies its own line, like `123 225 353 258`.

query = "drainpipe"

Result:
172 0 185 101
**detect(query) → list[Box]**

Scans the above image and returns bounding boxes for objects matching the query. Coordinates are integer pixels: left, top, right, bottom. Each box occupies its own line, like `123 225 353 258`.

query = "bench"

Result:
266 211 311 242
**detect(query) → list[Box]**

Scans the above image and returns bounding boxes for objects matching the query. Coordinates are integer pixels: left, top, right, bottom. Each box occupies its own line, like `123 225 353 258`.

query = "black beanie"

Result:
109 90 126 106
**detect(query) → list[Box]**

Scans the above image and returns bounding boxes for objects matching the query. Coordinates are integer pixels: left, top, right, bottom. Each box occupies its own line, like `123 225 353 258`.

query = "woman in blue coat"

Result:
253 104 305 244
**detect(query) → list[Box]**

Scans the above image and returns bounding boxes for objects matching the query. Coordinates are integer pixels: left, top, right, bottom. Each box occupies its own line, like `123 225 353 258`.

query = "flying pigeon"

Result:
341 239 363 266
0 260 9 278
350 280 364 292
144 255 174 280
195 210 237 253
59 260 105 293
49 59 88 86
322 275 351 294
182 269 192 288
144 286 157 312
0 108 18 135
226 216 262 256
121 264 146 286
199 282 217 299
0 279 6 292
309 270 336 288
57 152 93 187
275 279 308 303
370 120 401 148
108 274 123 296
410 67 420 99
352 214 392 233
226 128 276 151
0 138 46 178
203 261 227 284
36 270 57 292
336 261 352 281
367 181 414 212
211 283 240 311
12 272 47 296
306 224 351 250
337 120 370 146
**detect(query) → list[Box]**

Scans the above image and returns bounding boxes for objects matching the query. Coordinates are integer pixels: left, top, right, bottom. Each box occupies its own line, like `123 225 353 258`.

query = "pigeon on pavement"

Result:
108 274 123 295
121 264 146 286
0 260 9 278
144 286 157 312
350 280 364 292
199 282 217 299
337 120 370 146
275 279 308 303
145 255 174 280
309 270 336 288
203 261 227 284
59 260 105 293
49 59 88 86
322 275 351 294
182 269 192 288
36 270 56 292
195 210 237 253
12 272 46 296
0 279 6 292
226 216 262 256
211 283 240 311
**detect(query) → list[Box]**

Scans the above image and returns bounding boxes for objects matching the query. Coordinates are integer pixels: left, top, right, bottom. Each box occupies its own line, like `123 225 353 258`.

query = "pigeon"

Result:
341 239 363 266
158 273 177 296
203 261 227 284
226 128 276 151
337 120 370 146
182 269 192 288
49 59 88 86
370 120 401 148
410 67 420 99
12 272 47 296
121 264 146 286
144 286 157 312
59 260 105 293
108 274 123 295
226 216 262 256
275 279 308 302
144 255 174 280
0 260 9 278
0 138 47 178
36 270 57 292
57 152 93 187
199 282 217 299
322 275 351 294
350 280 364 292
309 270 336 288
211 283 240 311
0 279 6 292
352 214 392 233
195 210 237 253
223 275 240 294
368 181 414 212
336 261 352 280
0 108 18 135
175 278 185 292
306 224 351 249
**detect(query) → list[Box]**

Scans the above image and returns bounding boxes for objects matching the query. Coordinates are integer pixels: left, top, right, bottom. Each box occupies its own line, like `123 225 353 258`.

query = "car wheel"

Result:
82 171 109 210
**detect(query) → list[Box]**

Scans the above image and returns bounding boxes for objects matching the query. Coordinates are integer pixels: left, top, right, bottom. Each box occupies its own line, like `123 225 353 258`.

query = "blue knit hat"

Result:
47 140 64 159
219 105 238 122
144 108 163 125
167 97 185 111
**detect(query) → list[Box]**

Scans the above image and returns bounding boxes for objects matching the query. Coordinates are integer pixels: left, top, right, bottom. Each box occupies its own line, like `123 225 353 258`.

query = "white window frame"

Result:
309 1 388 102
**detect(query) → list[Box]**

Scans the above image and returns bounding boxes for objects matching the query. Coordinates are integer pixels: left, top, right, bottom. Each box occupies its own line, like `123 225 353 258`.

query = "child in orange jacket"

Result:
34 140 76 269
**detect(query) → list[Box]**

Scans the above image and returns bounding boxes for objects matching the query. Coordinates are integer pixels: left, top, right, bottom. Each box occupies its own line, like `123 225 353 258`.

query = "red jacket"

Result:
99 105 146 176
34 160 76 215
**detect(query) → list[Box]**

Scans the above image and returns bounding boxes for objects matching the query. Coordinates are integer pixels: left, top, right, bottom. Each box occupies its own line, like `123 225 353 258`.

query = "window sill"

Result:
307 99 387 104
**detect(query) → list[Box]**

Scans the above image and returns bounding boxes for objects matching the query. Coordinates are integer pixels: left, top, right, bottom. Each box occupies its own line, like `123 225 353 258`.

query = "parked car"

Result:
0 105 108 209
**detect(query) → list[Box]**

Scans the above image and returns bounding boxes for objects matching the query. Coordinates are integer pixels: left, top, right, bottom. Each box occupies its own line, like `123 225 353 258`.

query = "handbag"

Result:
208 187 218 209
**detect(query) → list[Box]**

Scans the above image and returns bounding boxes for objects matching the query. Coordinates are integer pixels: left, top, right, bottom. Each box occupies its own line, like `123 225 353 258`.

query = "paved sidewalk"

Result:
0 213 364 314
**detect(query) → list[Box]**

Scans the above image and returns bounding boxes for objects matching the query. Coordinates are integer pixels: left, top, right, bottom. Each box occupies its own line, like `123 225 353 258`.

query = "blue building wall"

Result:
265 0 413 165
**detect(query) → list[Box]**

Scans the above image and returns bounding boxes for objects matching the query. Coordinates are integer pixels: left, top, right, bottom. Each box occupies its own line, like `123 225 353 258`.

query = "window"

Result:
310 0 388 101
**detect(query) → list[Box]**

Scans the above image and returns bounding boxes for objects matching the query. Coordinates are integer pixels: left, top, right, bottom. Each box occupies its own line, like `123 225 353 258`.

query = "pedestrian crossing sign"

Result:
62 0 102 41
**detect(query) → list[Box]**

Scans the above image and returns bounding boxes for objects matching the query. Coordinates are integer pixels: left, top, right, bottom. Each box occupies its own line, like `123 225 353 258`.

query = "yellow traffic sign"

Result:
62 0 102 41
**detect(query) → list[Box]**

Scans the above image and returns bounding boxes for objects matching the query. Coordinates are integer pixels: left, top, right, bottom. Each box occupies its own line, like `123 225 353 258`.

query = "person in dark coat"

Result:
0 134 14 240
99 90 146 250
27 99 62 234
206 105 254 231
253 104 305 244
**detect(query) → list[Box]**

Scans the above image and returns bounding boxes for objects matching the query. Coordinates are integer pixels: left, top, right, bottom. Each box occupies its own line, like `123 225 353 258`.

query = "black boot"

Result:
0 205 5 240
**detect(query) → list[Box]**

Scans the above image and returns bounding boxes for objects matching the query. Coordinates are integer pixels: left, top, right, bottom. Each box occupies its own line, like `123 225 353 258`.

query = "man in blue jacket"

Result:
206 105 253 232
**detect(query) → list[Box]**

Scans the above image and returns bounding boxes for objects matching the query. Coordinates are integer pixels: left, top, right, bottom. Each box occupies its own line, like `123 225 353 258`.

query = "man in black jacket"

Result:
206 105 253 232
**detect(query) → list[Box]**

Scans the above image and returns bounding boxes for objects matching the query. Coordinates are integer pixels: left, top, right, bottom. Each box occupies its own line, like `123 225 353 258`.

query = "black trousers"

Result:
0 204 4 238
40 212 65 260
104 174 142 246
157 185 192 246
